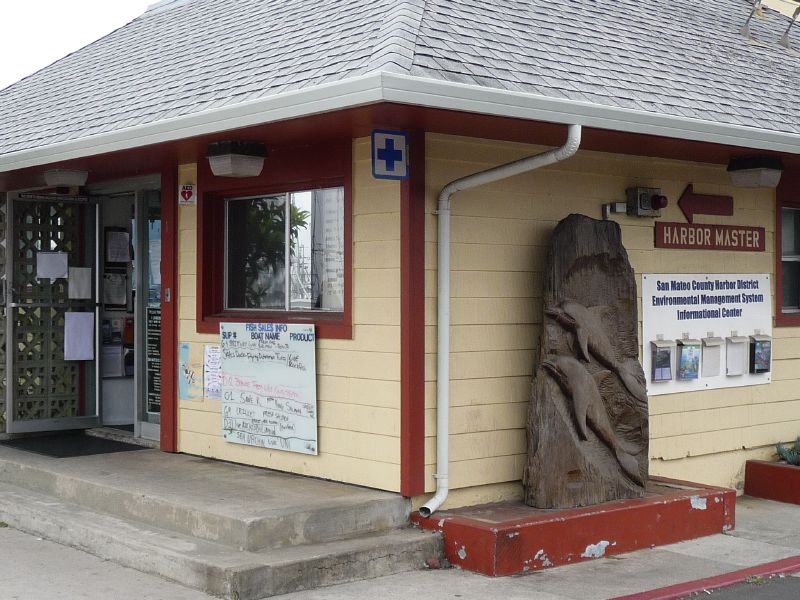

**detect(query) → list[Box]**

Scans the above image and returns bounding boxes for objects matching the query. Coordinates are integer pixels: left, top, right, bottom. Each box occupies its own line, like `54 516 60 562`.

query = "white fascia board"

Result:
0 73 386 172
380 73 800 155
3 70 800 173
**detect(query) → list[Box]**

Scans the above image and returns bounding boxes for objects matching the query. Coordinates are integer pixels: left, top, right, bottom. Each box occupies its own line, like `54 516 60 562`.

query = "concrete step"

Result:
0 445 408 551
0 480 442 599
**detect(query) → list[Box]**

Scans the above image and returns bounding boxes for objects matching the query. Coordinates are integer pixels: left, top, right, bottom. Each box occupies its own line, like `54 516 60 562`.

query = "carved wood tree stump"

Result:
523 214 649 508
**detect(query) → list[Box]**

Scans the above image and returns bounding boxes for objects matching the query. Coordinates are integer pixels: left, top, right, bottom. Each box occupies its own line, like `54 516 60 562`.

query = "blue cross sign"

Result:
372 130 409 180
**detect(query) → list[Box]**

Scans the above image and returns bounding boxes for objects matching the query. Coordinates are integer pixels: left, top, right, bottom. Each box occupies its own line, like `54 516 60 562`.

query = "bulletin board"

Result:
220 323 318 455
642 274 772 396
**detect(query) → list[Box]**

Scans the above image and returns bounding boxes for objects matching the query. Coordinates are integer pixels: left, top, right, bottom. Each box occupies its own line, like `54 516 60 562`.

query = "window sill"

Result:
197 310 352 339
776 310 800 328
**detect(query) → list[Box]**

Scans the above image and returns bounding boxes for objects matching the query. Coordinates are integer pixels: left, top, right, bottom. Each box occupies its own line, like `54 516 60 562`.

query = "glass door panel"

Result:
5 193 100 433
135 190 161 440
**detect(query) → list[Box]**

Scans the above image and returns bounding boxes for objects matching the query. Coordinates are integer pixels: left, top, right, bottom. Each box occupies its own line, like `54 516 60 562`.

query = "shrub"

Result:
776 438 800 466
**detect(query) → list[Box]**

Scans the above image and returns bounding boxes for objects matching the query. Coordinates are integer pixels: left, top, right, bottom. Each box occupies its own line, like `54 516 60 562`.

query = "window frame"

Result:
776 174 800 327
197 141 352 339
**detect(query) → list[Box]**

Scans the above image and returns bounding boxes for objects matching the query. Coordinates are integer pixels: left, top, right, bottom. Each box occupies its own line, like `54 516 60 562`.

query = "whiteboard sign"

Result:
642 274 771 396
220 323 317 455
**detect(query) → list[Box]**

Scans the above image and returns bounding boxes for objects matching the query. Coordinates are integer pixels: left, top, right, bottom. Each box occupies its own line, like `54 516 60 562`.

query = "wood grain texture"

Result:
524 214 649 508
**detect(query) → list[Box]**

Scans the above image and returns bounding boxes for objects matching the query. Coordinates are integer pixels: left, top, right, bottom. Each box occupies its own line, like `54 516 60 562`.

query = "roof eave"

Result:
1 71 799 173
382 74 800 155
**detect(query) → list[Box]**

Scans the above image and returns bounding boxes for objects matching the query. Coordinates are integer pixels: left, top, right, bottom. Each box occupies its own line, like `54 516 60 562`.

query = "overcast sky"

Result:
0 0 153 90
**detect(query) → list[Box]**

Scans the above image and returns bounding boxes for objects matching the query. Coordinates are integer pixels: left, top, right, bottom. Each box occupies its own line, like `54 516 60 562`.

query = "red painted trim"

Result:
400 130 426 497
776 173 800 327
412 477 736 577
196 141 352 339
745 460 800 504
160 167 178 452
8 103 800 194
610 555 800 600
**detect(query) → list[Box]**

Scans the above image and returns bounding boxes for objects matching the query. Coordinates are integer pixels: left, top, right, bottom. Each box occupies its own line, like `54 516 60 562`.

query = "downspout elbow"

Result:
418 477 448 518
557 124 582 161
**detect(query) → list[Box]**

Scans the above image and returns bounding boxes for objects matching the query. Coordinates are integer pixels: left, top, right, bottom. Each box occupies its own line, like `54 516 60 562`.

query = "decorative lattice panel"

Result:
12 201 82 421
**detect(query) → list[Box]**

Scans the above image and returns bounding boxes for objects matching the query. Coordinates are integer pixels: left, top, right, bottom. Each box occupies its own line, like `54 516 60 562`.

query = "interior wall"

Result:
100 194 135 425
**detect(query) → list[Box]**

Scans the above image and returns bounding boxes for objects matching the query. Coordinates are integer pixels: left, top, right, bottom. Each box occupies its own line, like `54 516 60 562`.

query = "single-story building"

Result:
1 0 799 512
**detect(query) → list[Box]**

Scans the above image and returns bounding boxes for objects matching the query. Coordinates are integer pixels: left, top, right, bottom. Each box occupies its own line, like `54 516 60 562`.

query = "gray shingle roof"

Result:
1 0 799 159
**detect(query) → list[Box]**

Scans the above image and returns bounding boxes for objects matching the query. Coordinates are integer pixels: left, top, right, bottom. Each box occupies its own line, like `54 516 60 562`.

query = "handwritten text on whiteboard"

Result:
220 323 317 455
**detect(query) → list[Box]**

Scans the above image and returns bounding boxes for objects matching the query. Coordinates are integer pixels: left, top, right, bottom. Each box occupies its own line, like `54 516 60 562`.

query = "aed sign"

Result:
642 273 771 396
371 129 409 180
178 184 196 205
655 222 765 252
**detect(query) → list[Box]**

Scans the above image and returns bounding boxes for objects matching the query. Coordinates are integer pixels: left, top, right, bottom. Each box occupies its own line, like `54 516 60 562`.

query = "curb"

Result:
610 555 800 600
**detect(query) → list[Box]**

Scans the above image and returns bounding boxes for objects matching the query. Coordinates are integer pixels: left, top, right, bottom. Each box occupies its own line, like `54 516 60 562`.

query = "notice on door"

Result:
146 306 161 413
220 323 317 455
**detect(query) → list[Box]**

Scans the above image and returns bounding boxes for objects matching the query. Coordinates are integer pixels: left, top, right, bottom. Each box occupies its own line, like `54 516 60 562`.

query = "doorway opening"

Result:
98 189 161 442
2 176 163 446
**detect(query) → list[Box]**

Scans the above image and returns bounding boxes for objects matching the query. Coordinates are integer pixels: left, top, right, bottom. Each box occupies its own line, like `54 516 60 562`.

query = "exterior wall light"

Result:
207 141 267 177
727 156 783 188
43 169 89 187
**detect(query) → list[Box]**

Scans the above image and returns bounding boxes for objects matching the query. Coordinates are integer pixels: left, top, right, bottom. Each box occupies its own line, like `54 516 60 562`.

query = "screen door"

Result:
5 192 100 433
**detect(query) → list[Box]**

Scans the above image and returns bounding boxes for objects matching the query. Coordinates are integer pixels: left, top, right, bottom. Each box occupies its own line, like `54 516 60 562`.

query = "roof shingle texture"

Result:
0 0 798 156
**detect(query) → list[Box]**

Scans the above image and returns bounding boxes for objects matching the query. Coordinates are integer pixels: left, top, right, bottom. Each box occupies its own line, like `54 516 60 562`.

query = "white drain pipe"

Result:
419 124 582 517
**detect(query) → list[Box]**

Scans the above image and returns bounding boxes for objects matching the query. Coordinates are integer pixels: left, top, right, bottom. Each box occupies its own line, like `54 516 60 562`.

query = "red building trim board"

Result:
400 130 426 497
160 165 178 452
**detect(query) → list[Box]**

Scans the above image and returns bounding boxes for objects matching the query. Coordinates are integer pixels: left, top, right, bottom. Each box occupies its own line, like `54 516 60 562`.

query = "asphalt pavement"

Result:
692 574 800 599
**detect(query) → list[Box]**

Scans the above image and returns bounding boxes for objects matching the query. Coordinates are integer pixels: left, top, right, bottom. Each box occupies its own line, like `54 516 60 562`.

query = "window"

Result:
776 173 800 327
197 139 352 338
780 206 800 315
224 187 344 312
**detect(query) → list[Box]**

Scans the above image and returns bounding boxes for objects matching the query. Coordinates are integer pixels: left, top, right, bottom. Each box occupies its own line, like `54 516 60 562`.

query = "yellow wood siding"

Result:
422 133 791 507
175 138 404 491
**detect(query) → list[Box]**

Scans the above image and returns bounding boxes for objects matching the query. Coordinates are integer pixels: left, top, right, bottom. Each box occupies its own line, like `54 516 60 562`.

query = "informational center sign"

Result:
642 274 771 396
220 323 318 455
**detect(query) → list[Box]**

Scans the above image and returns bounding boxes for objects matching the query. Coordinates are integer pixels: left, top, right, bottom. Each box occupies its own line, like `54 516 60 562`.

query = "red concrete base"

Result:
411 477 735 577
745 460 800 504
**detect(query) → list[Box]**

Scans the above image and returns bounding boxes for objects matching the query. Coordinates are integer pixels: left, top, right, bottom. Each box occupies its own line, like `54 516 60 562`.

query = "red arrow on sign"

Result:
678 184 733 224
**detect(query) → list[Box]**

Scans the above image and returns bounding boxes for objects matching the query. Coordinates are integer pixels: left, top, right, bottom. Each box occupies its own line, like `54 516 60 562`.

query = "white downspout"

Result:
419 124 582 518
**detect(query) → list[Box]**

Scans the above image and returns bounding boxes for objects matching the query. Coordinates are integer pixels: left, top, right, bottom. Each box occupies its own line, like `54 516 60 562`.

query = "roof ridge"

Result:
366 0 427 74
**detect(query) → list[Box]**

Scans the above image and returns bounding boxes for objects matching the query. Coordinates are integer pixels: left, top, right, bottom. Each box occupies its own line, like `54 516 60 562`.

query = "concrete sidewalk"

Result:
2 495 800 599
